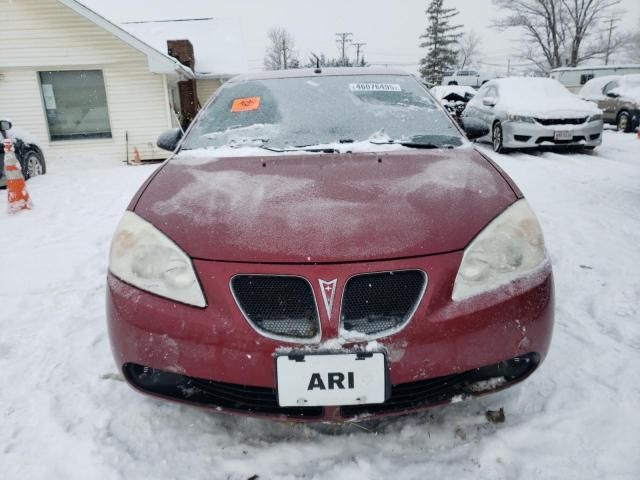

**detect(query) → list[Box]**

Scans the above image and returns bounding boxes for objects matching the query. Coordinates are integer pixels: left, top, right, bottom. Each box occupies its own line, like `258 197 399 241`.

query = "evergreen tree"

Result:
418 0 463 84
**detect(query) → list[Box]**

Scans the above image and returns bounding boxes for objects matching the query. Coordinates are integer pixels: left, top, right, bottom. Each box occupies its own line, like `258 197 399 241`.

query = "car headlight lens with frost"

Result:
507 114 535 124
452 200 547 301
109 211 206 307
587 113 602 122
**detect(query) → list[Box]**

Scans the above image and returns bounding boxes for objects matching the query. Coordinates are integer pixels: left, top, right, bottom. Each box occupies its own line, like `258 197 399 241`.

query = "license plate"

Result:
554 130 573 140
276 353 387 407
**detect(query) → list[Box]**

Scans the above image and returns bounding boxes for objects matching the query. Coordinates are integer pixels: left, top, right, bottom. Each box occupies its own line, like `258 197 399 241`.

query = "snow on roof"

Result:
579 75 621 97
121 18 249 78
476 77 600 117
551 64 640 72
580 74 640 99
57 0 193 78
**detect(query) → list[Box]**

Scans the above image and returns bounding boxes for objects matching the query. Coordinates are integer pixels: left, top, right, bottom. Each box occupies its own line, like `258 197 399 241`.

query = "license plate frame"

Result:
276 352 390 407
554 130 573 141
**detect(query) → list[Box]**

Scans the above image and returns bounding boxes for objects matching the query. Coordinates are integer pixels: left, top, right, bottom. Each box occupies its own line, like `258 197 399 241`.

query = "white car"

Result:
462 78 603 152
441 70 493 87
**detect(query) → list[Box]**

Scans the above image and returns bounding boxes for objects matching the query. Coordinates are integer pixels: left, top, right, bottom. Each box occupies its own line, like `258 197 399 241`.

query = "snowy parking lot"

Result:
1 131 639 480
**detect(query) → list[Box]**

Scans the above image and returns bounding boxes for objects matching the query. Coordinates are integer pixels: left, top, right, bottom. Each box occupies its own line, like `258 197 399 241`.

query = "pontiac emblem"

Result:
319 279 338 319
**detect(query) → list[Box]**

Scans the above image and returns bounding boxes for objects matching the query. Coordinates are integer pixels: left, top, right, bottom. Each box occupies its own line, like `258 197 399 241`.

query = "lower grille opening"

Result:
514 135 531 142
589 133 600 140
341 270 426 336
123 363 324 418
231 275 319 339
535 136 586 144
341 353 539 418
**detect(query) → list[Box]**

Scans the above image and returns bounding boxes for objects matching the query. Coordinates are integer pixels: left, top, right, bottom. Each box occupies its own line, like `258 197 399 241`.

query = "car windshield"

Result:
181 74 464 151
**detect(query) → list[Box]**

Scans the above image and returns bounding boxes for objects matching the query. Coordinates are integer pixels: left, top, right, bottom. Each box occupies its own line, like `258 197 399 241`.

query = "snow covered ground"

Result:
1 131 639 479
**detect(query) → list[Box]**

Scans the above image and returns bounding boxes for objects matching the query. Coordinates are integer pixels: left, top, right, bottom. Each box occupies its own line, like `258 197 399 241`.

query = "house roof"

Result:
120 18 249 79
57 0 194 79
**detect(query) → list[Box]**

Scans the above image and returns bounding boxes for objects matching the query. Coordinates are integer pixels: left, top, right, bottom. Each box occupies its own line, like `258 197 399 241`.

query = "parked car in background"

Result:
462 77 604 153
107 68 554 423
550 64 640 93
0 118 47 188
441 69 494 87
579 74 640 132
430 85 476 123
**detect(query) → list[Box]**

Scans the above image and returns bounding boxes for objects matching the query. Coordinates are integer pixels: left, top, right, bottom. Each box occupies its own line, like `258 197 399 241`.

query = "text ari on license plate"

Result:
276 353 388 407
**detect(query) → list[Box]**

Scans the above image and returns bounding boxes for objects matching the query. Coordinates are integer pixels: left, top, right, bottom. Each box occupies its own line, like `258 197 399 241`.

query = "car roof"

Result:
227 67 414 83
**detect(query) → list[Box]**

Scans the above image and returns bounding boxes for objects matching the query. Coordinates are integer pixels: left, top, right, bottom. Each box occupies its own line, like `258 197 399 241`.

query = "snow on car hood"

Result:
482 77 601 118
132 148 517 263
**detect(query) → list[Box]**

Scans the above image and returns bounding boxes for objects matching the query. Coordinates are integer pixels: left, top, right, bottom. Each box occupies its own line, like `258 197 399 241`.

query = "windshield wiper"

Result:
369 139 450 149
258 145 340 154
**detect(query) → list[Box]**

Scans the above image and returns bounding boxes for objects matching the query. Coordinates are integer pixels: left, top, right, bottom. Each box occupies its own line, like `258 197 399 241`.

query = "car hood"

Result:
133 148 517 263
499 97 601 119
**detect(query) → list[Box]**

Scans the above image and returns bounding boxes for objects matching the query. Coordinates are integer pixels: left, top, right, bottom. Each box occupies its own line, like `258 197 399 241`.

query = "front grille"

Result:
535 117 586 125
340 270 426 336
341 353 539 418
231 275 319 339
124 363 323 418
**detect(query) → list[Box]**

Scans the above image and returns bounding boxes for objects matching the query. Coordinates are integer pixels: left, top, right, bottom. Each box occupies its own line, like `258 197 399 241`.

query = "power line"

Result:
335 32 353 66
353 41 367 65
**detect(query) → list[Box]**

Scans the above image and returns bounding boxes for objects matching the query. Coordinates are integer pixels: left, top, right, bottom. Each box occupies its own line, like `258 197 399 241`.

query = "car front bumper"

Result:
106 253 554 422
501 119 603 149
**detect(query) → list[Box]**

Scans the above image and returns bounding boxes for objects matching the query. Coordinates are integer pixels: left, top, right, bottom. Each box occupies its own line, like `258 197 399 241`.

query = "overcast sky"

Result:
82 0 640 74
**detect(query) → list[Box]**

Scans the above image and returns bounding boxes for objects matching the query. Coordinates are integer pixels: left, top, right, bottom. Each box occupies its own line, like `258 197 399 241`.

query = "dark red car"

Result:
107 68 554 422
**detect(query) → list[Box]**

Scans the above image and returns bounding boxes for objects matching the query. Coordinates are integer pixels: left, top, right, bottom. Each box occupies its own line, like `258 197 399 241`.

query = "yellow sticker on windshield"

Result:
231 97 261 112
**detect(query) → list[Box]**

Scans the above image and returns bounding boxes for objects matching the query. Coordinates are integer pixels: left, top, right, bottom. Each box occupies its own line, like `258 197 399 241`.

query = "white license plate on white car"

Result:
554 130 573 141
276 353 387 407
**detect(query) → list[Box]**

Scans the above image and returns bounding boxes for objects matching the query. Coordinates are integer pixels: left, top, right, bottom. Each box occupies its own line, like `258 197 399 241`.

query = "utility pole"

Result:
353 42 367 66
336 32 353 66
604 17 620 65
282 37 288 70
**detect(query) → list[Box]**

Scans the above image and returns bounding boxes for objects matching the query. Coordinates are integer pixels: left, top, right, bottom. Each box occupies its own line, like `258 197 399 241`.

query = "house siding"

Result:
0 0 172 163
197 79 223 106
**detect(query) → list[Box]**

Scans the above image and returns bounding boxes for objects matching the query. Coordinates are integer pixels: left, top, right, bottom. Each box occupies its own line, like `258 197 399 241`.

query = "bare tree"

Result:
264 27 299 70
456 30 482 69
493 0 567 70
493 0 625 71
561 0 622 65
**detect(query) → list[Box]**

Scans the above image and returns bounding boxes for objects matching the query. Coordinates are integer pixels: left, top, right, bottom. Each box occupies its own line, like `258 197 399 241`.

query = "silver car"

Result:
462 78 604 153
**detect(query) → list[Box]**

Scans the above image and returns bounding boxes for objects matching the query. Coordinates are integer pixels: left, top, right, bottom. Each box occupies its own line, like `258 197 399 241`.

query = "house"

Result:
0 0 248 163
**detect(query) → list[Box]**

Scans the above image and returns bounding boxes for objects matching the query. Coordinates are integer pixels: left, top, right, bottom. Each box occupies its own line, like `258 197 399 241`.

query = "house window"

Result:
39 70 112 141
580 74 595 85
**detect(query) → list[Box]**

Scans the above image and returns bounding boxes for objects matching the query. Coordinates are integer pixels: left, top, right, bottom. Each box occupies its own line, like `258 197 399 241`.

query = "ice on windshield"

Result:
182 75 463 151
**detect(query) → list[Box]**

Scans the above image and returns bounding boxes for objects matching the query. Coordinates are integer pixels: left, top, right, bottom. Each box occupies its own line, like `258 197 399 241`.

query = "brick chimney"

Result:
167 39 199 128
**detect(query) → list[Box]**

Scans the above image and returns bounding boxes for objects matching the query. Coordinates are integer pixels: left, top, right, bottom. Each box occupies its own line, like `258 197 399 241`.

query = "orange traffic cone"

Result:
131 147 142 165
3 139 32 213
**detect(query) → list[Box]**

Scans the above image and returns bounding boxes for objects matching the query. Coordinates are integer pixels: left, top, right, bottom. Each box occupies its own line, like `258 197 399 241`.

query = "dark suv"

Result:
0 119 47 188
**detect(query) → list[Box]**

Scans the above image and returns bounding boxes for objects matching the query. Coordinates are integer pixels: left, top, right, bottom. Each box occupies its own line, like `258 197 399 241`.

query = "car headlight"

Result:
108 211 206 307
507 114 535 123
587 113 602 122
452 199 547 301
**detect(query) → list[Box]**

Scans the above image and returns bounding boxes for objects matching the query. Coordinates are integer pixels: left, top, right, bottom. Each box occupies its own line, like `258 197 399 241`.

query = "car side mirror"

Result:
157 128 183 152
0 119 12 132
482 97 496 107
461 117 490 141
